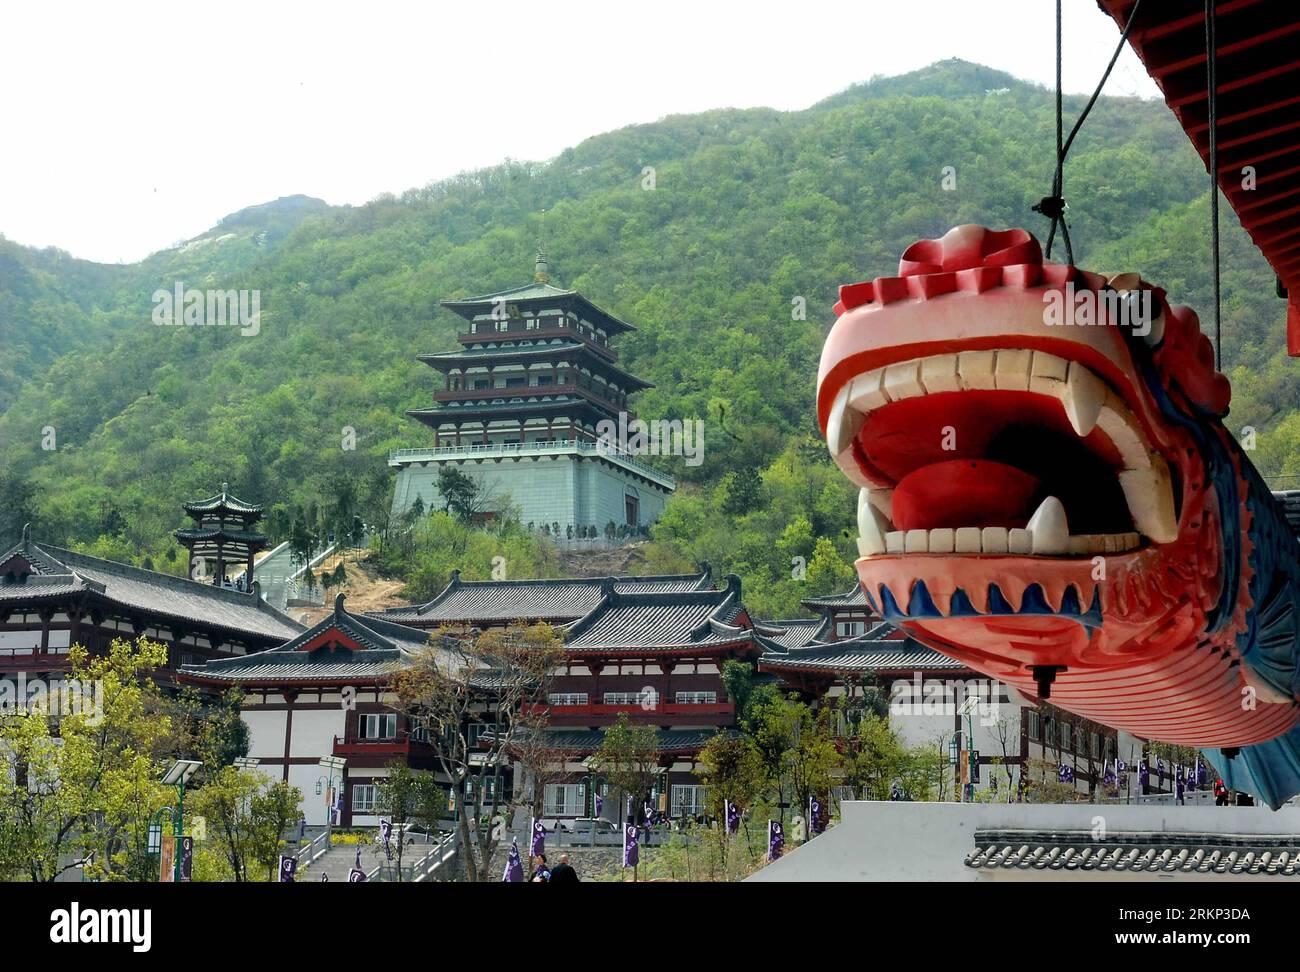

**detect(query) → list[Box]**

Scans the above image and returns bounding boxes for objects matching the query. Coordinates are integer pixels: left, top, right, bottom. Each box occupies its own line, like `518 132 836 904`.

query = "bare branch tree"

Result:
390 622 563 882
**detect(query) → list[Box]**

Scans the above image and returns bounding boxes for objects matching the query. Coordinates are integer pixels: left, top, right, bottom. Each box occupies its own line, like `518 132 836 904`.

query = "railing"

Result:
433 382 627 413
529 701 734 719
455 327 617 358
389 439 675 488
368 829 458 882
293 828 331 869
332 734 436 759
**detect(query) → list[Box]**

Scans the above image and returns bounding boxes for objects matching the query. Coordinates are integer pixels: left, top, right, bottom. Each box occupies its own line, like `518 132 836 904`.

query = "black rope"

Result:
1206 0 1222 370
1035 0 1143 264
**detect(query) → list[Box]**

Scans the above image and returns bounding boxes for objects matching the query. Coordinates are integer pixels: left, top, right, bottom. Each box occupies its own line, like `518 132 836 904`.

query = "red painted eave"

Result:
1098 0 1300 352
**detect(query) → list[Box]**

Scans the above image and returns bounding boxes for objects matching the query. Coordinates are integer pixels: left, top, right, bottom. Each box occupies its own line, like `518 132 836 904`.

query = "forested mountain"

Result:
0 59 1291 616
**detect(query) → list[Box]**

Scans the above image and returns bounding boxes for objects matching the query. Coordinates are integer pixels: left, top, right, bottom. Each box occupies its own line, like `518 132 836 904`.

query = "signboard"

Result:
180 836 193 882
159 836 175 883
279 855 297 883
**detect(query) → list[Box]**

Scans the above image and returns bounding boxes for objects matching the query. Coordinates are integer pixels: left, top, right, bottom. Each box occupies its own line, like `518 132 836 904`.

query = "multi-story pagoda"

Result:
389 254 674 532
174 484 268 587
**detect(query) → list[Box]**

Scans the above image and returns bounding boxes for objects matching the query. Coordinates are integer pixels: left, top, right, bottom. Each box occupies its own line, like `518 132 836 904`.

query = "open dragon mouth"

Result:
825 348 1180 559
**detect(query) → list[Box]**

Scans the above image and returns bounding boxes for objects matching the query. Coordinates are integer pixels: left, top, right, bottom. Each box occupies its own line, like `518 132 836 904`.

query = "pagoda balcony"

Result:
524 701 735 725
434 383 627 413
389 439 676 490
456 326 617 359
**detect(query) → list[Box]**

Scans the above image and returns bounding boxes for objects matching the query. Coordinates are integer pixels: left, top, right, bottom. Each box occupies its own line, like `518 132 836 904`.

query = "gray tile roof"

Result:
181 594 450 684
440 284 635 334
560 576 758 654
800 587 870 611
758 622 967 674
182 488 263 516
0 541 302 643
965 829 1300 876
754 616 832 649
370 568 713 626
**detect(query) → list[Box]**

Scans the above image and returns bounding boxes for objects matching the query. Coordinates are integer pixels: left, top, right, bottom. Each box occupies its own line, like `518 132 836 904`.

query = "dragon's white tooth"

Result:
857 489 890 555
1008 528 1032 554
1062 362 1105 437
847 368 889 412
1066 535 1107 554
981 527 1009 553
954 527 982 553
1028 351 1069 395
832 448 874 489
1124 532 1140 549
885 531 906 554
994 349 1032 391
904 529 929 553
1119 455 1178 543
920 354 961 393
826 385 865 459
928 528 955 553
1027 496 1069 554
957 351 996 390
1103 534 1123 554
883 359 925 400
867 487 894 520
1096 391 1148 469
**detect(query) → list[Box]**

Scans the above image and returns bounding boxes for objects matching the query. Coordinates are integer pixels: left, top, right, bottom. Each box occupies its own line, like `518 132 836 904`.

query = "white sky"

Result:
0 0 1160 264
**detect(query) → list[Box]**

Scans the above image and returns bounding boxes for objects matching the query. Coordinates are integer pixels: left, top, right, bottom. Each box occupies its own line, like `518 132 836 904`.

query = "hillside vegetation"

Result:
0 60 1289 617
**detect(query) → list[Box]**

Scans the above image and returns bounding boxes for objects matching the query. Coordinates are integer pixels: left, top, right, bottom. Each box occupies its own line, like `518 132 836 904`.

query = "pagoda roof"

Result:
560 576 762 655
182 486 264 518
0 540 302 644
417 342 651 391
406 396 618 427
370 568 713 627
758 621 969 676
440 283 635 335
180 593 495 687
173 527 270 546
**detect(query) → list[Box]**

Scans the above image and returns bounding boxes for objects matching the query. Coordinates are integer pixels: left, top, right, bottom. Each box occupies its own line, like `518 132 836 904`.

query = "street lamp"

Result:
957 695 981 802
318 755 347 842
159 759 202 882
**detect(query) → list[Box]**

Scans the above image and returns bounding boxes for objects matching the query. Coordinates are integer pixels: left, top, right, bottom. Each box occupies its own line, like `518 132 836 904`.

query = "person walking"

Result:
549 853 579 883
530 854 551 882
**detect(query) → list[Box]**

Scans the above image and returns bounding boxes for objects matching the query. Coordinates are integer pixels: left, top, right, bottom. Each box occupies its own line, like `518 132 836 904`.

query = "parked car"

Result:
563 818 618 835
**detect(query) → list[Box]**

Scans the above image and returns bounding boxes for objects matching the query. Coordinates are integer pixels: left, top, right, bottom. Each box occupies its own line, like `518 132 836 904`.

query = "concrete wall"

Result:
748 800 1300 882
392 454 669 531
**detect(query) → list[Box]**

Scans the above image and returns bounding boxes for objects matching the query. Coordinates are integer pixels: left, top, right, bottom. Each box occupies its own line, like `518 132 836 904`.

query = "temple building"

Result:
368 567 713 629
0 532 302 689
180 570 792 827
757 589 1161 801
388 255 674 533
173 484 268 588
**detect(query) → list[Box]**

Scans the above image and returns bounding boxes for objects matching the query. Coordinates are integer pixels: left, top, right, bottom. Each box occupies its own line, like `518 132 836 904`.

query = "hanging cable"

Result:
1034 0 1143 264
1206 0 1222 370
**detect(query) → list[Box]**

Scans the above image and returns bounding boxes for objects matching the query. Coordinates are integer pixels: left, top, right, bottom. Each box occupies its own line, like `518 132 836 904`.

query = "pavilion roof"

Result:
799 587 870 612
440 283 635 335
181 594 483 686
0 540 302 643
182 486 264 517
1097 1 1300 353
560 576 761 655
758 621 969 676
370 568 714 626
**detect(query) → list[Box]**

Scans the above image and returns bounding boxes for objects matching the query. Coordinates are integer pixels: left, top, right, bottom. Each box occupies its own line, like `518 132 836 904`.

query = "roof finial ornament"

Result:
534 209 550 284
334 591 346 615
21 522 30 545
